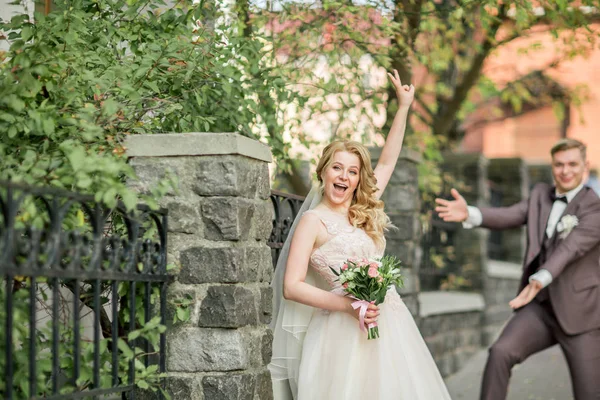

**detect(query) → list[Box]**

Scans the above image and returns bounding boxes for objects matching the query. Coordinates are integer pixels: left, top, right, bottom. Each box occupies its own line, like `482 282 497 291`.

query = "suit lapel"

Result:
561 187 586 218
537 186 554 246
548 187 586 247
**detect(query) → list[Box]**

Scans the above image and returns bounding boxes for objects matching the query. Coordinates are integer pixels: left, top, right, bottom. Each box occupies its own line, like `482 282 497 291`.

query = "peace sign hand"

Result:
387 69 414 109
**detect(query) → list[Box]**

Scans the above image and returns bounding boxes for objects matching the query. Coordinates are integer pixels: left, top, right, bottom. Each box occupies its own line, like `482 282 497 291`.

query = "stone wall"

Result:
123 135 531 391
482 261 521 346
371 147 422 316
483 159 529 346
417 153 527 377
126 133 274 400
419 292 485 377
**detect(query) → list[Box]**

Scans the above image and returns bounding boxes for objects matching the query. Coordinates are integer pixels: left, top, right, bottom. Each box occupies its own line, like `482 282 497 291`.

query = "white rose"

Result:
557 214 579 239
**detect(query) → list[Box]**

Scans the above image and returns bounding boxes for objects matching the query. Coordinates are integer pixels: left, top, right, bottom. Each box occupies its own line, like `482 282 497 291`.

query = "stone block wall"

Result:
481 261 521 346
122 135 532 392
418 292 485 377
126 133 274 400
371 147 422 316
416 153 527 376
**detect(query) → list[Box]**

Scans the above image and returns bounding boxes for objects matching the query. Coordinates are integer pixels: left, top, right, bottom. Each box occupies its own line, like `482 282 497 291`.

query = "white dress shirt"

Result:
463 183 585 288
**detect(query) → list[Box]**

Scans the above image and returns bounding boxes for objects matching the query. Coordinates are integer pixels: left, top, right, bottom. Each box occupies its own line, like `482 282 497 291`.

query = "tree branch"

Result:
403 0 425 51
413 107 433 127
63 281 114 340
432 4 508 138
286 162 311 196
414 92 435 123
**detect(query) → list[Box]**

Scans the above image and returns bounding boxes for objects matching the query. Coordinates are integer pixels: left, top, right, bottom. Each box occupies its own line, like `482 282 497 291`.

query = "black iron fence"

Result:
420 214 460 291
0 181 168 399
268 190 305 267
418 179 463 291
420 179 509 290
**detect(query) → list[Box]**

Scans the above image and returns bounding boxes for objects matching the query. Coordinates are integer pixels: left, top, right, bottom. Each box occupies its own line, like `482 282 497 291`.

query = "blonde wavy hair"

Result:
316 140 392 248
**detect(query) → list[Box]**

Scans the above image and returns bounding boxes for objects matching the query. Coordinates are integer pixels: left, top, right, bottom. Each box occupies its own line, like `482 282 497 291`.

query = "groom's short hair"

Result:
551 138 587 161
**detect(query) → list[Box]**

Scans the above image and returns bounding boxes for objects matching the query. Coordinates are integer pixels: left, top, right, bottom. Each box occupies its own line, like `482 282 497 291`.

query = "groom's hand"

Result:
434 188 468 222
509 281 543 310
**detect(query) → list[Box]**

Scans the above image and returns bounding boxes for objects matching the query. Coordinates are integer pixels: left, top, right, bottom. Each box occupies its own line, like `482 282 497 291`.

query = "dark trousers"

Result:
480 301 600 400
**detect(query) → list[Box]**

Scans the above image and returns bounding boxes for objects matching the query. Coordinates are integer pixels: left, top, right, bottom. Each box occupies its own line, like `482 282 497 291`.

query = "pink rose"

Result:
377 275 383 283
343 282 349 289
368 267 379 278
341 263 348 271
369 262 379 269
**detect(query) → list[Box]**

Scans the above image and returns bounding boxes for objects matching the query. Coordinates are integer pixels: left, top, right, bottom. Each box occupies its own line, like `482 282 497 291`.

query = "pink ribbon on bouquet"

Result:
351 299 378 332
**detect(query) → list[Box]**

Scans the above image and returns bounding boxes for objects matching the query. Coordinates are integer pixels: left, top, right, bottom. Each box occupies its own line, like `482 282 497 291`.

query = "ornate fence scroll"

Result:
0 181 168 399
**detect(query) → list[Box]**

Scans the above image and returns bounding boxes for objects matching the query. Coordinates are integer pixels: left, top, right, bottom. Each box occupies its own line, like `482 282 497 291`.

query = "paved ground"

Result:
445 345 573 400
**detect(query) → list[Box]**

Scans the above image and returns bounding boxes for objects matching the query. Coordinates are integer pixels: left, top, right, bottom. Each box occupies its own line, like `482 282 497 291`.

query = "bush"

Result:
0 0 297 207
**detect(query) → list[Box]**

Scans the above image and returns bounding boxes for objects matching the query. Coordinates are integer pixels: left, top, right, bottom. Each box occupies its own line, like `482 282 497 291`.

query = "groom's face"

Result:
551 148 588 193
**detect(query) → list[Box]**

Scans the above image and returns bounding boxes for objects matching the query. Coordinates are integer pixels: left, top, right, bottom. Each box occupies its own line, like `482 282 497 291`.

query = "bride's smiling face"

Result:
322 151 361 206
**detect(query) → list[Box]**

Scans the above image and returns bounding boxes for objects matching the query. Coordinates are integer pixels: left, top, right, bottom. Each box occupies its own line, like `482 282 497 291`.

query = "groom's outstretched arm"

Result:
435 188 528 230
479 200 529 230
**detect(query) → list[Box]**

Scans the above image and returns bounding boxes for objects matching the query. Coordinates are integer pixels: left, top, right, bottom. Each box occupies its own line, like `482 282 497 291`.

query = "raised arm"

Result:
373 69 415 198
435 188 528 230
283 213 379 325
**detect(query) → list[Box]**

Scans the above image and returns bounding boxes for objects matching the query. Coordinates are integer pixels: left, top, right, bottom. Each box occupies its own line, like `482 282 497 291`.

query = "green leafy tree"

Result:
250 0 598 194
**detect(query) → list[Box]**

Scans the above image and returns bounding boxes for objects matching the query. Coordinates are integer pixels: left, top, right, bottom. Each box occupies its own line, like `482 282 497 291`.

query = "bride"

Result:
268 70 451 400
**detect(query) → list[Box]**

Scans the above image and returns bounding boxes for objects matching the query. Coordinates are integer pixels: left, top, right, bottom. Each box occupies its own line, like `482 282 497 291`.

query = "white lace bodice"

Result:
306 208 384 293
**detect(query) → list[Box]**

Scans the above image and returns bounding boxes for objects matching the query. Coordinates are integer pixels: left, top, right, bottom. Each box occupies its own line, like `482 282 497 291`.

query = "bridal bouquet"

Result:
330 255 404 340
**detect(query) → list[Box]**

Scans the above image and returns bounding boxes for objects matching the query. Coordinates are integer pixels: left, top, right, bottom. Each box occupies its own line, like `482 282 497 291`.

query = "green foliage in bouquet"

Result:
330 255 404 305
330 255 404 339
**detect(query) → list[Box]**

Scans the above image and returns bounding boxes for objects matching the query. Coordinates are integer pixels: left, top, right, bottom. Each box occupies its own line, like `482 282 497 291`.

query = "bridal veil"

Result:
268 186 323 400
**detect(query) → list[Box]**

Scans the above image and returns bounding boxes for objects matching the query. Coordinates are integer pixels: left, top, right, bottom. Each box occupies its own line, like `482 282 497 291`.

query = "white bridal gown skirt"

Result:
296 289 451 400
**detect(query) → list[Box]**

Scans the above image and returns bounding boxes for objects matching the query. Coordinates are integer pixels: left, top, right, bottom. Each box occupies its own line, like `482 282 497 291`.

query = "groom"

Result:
435 138 600 400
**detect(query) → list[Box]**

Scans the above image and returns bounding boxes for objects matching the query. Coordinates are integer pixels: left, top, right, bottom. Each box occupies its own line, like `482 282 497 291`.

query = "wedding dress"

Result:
269 206 452 400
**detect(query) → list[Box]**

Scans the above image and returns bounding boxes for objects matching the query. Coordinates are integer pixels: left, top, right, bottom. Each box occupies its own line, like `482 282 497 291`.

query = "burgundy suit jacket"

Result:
479 183 600 335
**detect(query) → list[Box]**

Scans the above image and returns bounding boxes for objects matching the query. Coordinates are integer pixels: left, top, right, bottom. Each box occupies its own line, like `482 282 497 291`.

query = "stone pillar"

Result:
126 133 274 400
482 260 521 346
370 147 422 316
488 158 529 263
441 153 490 291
